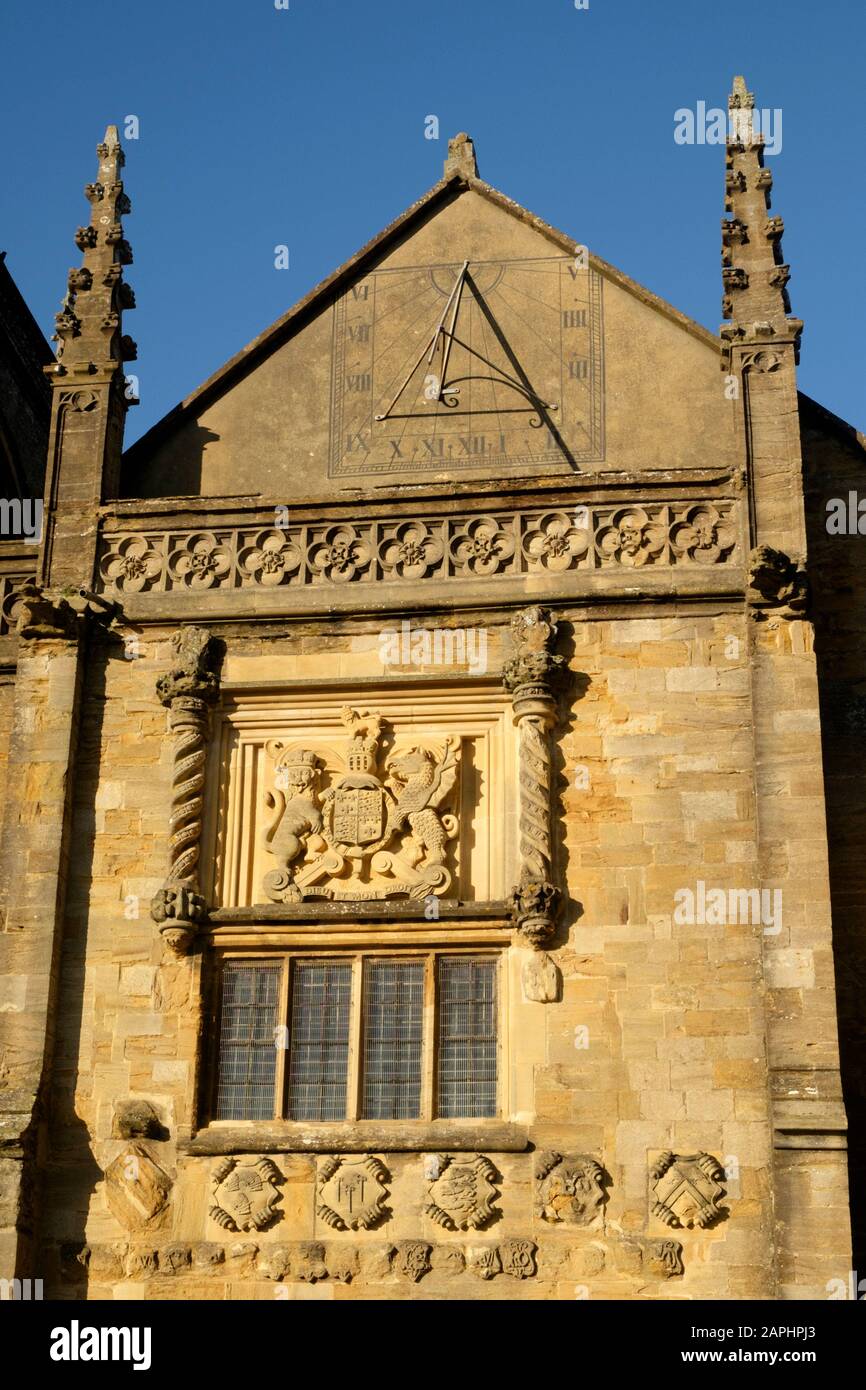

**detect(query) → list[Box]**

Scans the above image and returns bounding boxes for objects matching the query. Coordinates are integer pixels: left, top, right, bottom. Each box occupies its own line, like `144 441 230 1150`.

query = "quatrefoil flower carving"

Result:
238 529 303 586
670 506 736 565
169 532 233 589
100 535 164 592
379 521 445 580
523 511 591 572
450 516 516 576
308 525 372 583
597 508 665 567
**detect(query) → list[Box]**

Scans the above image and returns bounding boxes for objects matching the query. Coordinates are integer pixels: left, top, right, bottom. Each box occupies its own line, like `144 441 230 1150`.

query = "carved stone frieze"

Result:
467 1244 502 1280
316 1155 390 1231
642 1239 685 1279
649 1151 726 1230
325 1247 360 1283
535 1152 606 1227
261 707 460 902
612 1236 685 1278
295 1242 329 1282
80 1237 545 1286
424 1154 500 1231
499 1238 537 1279
209 1157 282 1233
96 500 741 597
150 626 220 953
394 1240 432 1283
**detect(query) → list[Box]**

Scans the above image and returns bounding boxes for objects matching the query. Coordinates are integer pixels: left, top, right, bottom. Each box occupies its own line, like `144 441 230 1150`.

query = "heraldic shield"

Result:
332 783 387 848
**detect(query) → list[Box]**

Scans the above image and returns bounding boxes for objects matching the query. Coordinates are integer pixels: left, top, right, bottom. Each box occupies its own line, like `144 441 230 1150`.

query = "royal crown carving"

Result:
261 707 460 902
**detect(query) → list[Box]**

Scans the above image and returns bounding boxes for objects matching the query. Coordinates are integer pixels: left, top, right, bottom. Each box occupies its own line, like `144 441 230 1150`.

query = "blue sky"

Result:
2 0 863 443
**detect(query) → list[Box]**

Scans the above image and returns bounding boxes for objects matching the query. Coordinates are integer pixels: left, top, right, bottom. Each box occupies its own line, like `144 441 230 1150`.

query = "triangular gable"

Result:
123 171 730 499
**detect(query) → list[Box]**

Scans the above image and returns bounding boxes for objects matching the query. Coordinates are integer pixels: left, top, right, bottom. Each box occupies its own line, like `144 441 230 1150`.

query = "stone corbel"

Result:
503 606 567 1001
747 545 809 620
15 580 80 641
15 580 121 641
150 626 220 954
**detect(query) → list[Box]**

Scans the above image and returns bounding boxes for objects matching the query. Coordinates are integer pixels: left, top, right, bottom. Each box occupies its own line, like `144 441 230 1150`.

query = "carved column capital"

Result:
502 605 566 712
151 626 220 954
156 625 220 706
504 607 566 958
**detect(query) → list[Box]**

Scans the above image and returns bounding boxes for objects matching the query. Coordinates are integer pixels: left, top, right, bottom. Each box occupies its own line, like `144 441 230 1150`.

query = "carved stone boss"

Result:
150 626 219 953
503 606 567 950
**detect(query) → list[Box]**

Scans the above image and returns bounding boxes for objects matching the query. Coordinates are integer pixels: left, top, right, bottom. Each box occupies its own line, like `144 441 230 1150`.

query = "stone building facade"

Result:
1 79 863 1300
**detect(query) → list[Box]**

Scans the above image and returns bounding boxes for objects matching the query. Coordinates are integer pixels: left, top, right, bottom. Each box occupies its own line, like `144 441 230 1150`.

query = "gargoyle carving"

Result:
747 545 809 619
261 707 460 903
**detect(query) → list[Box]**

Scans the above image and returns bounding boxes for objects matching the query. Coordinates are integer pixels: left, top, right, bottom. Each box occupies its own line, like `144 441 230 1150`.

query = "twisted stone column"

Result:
150 627 219 953
503 607 566 952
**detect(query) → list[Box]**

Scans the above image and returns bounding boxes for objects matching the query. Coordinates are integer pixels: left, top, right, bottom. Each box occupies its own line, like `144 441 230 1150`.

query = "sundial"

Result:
328 255 604 477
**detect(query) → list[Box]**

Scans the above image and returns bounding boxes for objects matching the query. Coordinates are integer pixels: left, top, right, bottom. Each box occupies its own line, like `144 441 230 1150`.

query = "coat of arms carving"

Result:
261 707 460 902
649 1151 726 1229
316 1155 390 1231
209 1157 282 1233
424 1153 500 1231
103 1143 171 1232
535 1151 606 1226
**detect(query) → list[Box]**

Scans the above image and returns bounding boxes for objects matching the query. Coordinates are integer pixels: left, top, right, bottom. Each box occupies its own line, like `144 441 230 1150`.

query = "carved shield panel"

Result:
316 1155 390 1231
104 1143 171 1232
425 1154 500 1231
650 1151 725 1229
209 1157 283 1233
332 787 386 846
535 1151 606 1226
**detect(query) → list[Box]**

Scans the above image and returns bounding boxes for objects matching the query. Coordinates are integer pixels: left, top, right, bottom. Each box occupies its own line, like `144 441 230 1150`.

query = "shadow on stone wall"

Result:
802 396 866 1272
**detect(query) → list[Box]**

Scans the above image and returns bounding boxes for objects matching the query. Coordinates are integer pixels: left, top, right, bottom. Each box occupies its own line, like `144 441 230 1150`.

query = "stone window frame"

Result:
177 675 536 1156
204 944 504 1127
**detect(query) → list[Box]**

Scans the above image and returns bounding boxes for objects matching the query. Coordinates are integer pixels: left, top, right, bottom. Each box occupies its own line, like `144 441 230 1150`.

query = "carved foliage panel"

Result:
205 686 516 909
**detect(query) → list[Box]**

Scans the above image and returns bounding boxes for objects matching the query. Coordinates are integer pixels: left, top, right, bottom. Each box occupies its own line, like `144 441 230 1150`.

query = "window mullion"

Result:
422 953 436 1121
346 955 364 1122
274 957 291 1120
